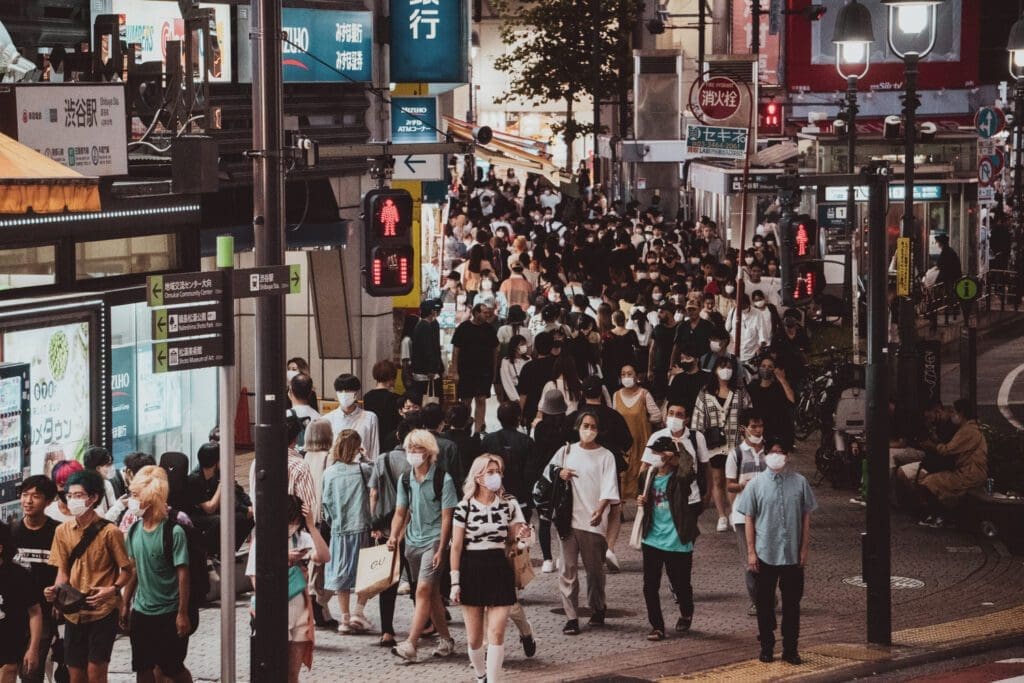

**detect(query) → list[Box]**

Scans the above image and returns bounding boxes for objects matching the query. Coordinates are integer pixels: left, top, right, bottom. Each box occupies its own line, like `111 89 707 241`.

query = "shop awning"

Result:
0 133 101 214
443 116 567 182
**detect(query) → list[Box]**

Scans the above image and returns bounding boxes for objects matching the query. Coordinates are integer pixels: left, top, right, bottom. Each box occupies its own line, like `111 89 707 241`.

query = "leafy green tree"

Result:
492 0 640 169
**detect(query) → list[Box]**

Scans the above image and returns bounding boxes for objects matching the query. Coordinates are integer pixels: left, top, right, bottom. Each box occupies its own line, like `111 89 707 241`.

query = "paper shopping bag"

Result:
355 543 400 599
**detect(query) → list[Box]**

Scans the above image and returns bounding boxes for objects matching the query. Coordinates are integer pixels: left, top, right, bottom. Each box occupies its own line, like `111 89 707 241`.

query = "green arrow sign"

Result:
154 342 168 373
146 272 225 307
233 265 302 298
954 276 980 302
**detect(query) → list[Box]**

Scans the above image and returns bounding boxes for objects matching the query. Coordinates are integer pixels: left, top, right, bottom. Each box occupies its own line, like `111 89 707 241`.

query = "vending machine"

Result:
0 362 31 523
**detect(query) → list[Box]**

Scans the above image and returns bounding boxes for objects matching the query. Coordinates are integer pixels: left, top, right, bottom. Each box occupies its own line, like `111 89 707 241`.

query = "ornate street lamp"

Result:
1008 15 1024 302
883 0 941 464
832 0 874 320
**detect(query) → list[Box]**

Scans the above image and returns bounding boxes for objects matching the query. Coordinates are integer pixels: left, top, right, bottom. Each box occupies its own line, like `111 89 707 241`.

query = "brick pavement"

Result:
102 441 1024 682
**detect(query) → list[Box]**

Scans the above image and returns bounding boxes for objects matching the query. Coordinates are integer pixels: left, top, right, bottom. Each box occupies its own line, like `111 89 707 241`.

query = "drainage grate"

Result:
842 575 925 589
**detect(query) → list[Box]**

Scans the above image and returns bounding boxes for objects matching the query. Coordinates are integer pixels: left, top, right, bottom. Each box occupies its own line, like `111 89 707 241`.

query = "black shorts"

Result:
64 611 118 668
129 610 189 674
457 375 493 399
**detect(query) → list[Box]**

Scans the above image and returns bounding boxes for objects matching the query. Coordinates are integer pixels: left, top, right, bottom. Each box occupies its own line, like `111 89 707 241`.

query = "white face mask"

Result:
482 473 503 492
765 453 787 471
746 434 763 445
673 312 685 323
337 391 357 409
481 280 493 291
699 310 710 320
724 285 736 295
652 292 663 301
709 340 722 352
744 257 754 265
620 376 635 388
666 416 685 433
406 452 425 469
66 497 89 517
579 427 598 444
753 300 766 309
716 367 733 381
286 369 299 382
98 465 113 479
127 498 146 516
518 344 529 355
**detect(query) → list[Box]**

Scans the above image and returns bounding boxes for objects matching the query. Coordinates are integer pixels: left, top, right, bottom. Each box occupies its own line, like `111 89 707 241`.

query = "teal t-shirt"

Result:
127 520 189 615
395 463 458 548
642 474 694 553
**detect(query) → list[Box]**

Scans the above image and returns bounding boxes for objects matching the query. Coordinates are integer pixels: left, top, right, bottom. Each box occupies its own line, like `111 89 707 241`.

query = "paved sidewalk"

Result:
102 441 1024 682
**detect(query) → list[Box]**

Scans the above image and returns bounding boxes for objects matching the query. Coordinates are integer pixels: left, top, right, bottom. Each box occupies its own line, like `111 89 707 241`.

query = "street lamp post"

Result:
832 0 874 331
1008 16 1024 302
883 0 942 440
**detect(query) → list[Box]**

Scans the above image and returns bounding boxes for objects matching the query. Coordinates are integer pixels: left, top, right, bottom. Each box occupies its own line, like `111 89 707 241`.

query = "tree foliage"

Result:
492 0 640 158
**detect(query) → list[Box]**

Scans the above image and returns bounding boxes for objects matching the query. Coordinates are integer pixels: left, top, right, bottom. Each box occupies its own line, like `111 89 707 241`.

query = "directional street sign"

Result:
978 158 995 187
392 154 444 180
147 272 225 307
153 337 228 373
233 265 302 298
954 276 980 303
974 107 1004 140
152 304 225 340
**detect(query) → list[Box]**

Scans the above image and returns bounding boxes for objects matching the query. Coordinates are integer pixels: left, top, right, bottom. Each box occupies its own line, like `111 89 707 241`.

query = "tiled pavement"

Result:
103 440 1024 681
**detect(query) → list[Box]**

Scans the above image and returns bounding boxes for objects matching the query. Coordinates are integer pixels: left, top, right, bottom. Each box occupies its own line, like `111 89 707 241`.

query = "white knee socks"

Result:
487 644 505 681
468 645 486 678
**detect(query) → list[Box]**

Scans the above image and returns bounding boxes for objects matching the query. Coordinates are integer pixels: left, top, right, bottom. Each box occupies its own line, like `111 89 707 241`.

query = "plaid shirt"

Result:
691 387 751 454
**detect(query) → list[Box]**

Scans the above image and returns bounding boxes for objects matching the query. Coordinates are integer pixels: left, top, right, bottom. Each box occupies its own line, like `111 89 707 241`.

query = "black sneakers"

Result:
588 609 606 627
520 635 537 657
562 619 580 636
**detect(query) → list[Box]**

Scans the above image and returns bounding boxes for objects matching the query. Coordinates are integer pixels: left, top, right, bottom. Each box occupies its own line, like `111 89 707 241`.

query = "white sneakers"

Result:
542 559 556 573
605 549 621 572
397 580 411 595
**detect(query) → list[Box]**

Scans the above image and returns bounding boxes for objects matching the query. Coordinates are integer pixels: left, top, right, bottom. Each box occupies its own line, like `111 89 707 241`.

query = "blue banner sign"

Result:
282 8 373 82
391 97 438 143
389 0 466 83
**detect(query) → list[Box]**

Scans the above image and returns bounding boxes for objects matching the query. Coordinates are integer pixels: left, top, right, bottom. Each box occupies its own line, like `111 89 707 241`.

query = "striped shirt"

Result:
691 387 751 456
248 449 318 516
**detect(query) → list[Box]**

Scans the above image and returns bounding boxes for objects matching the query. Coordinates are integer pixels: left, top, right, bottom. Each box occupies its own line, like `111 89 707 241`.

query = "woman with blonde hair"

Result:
302 418 336 627
321 429 374 634
450 454 532 681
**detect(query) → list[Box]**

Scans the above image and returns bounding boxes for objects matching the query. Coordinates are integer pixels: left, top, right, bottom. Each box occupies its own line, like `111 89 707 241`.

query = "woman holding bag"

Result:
635 436 700 642
450 454 533 682
321 429 375 635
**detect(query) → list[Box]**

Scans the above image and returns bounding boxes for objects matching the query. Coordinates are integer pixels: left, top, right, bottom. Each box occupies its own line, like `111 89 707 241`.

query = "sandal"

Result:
379 634 397 648
646 628 666 641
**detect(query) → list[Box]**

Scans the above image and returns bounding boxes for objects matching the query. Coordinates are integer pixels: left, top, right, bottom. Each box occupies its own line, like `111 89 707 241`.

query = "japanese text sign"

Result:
389 0 467 83
391 97 439 143
696 77 742 121
282 8 373 82
685 125 749 160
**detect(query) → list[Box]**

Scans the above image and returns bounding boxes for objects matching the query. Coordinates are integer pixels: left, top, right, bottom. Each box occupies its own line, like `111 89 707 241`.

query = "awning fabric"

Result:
443 116 568 182
0 133 101 214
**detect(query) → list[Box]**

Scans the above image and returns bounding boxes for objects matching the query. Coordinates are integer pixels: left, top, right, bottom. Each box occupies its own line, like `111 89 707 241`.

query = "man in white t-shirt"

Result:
548 411 619 635
724 410 767 615
642 399 710 508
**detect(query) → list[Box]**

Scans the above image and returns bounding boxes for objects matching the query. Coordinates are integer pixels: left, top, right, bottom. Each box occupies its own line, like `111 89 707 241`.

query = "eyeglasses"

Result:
66 492 90 500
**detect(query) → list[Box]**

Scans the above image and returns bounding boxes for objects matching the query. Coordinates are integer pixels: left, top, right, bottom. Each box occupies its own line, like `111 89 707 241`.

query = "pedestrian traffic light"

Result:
780 213 823 306
758 100 784 137
363 188 414 296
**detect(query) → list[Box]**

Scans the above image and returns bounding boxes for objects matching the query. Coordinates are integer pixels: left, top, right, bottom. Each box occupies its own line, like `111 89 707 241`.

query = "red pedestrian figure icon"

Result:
380 198 400 237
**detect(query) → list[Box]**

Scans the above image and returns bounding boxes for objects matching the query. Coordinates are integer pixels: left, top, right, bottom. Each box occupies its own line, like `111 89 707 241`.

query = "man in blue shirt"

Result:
735 439 817 665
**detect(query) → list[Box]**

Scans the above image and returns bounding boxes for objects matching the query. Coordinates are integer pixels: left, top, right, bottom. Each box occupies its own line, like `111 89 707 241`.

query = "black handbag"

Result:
701 392 728 450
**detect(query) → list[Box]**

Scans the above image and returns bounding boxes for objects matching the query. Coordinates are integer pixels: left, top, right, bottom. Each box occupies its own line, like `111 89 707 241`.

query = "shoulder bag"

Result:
629 468 656 550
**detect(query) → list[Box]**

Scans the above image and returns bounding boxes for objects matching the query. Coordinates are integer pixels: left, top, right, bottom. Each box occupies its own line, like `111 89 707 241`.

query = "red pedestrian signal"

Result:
758 101 784 137
780 214 822 307
363 189 414 296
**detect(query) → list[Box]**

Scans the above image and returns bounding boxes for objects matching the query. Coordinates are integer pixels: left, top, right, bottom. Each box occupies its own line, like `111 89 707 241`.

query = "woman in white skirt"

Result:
450 454 533 682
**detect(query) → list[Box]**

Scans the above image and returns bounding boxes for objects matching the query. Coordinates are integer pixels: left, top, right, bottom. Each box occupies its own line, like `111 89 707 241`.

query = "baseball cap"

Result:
582 376 603 399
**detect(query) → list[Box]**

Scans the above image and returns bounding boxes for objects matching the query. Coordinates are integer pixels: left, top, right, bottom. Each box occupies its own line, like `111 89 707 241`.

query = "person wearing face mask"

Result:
725 411 769 615
82 446 119 519
747 357 796 451
725 294 772 365
324 373 380 461
749 290 780 338
287 373 321 450
912 399 988 529
601 311 641 394
450 455 535 681
388 430 460 662
743 263 782 310
187 442 254 558
613 365 662 499
452 303 501 435
671 300 714 369
691 356 751 533
123 465 197 683
635 436 701 641
542 412 620 636
45 469 133 683
499 335 531 407
735 441 817 665
667 341 712 418
647 302 680 403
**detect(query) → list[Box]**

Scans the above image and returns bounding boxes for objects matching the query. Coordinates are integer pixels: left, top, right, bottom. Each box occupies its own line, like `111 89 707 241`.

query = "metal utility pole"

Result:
591 0 601 186
698 0 707 73
844 76 858 325
752 0 761 54
896 54 920 431
863 160 892 646
1013 79 1024 303
250 0 288 677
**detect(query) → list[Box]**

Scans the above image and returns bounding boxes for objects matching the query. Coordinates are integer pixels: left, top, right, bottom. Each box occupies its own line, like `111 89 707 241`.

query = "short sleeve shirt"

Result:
453 496 525 550
641 474 694 554
396 463 458 549
725 442 767 526
644 427 709 505
0 563 41 658
127 520 189 615
11 517 59 595
451 320 499 375
735 468 817 566
49 518 131 623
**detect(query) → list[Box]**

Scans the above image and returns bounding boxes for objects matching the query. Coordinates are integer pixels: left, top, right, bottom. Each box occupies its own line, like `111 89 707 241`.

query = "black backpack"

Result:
128 510 209 632
400 460 449 503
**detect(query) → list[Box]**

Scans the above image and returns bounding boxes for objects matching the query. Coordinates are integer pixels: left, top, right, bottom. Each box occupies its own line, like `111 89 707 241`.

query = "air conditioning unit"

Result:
700 55 759 141
633 50 682 140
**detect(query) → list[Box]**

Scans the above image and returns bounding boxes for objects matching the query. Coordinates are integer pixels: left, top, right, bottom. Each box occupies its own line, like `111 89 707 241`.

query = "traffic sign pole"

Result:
216 235 237 683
